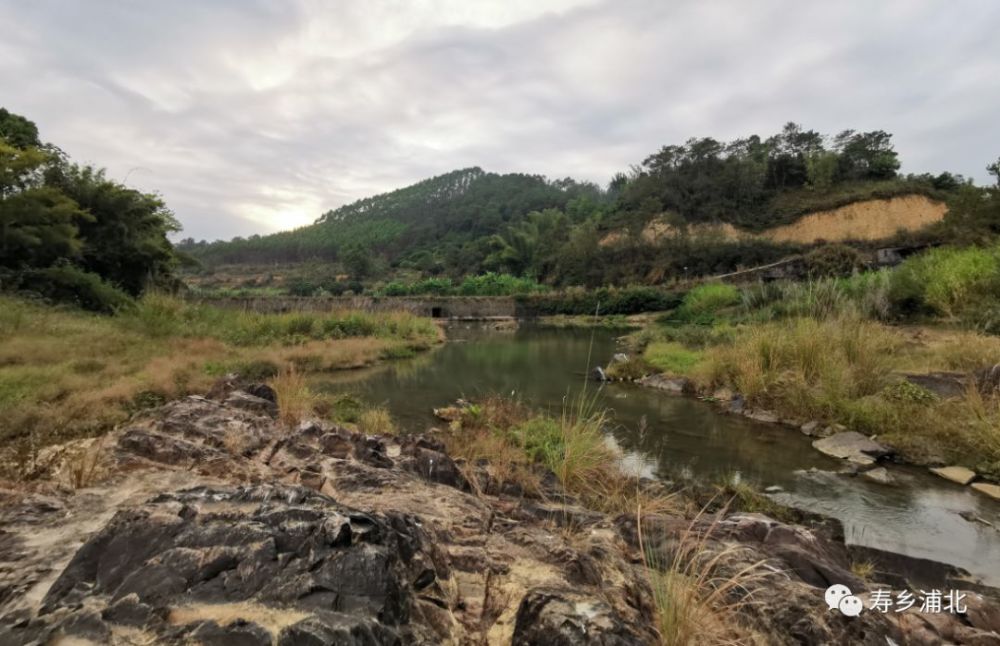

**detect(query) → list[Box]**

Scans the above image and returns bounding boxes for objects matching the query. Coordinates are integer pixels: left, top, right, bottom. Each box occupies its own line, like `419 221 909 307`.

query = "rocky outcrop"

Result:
1 391 997 645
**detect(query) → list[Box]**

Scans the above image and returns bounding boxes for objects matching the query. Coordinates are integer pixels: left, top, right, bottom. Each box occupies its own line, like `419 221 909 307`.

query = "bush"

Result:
14 265 134 313
675 283 740 323
803 244 865 278
457 273 547 296
889 246 1000 318
519 286 682 316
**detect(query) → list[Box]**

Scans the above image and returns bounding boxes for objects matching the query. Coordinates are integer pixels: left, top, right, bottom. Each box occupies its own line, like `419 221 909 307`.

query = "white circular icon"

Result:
825 584 852 610
839 595 864 617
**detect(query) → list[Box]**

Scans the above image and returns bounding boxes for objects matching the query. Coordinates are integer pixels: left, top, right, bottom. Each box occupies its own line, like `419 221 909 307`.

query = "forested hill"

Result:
180 167 604 269
180 123 967 286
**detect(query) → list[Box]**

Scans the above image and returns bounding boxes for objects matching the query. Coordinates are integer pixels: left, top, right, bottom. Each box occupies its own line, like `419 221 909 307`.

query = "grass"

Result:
357 407 397 436
0 293 440 473
639 508 767 645
442 394 677 516
270 366 315 428
643 342 703 376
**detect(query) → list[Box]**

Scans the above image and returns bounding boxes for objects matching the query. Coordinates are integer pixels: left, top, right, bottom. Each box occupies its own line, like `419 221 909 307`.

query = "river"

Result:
316 323 1000 585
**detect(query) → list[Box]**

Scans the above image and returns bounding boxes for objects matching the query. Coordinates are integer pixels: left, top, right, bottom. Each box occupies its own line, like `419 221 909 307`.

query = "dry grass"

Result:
357 407 397 436
639 508 769 646
269 366 316 428
442 394 679 516
0 294 439 472
689 314 1000 473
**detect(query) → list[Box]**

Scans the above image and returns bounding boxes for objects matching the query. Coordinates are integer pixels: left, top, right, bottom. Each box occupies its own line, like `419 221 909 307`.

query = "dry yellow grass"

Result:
0 295 439 475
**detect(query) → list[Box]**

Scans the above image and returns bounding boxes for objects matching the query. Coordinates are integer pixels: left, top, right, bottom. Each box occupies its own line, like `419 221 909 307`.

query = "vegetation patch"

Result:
0 294 440 466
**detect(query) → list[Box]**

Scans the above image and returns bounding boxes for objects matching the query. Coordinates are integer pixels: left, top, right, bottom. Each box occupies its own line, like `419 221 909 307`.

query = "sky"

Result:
1 1 998 241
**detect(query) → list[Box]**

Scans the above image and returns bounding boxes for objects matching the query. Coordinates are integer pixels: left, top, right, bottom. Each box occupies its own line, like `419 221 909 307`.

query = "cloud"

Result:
1 0 998 240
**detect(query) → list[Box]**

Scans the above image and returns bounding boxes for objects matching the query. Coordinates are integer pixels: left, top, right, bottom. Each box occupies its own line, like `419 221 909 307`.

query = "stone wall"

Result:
190 295 518 319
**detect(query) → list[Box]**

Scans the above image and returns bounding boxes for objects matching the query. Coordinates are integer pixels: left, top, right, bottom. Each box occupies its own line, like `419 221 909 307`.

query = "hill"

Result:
180 123 965 291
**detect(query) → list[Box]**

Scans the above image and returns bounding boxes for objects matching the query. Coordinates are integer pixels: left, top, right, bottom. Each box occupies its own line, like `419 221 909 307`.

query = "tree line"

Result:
0 108 181 311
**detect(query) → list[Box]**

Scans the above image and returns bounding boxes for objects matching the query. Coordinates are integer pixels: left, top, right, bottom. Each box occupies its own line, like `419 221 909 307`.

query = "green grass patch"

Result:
643 342 703 375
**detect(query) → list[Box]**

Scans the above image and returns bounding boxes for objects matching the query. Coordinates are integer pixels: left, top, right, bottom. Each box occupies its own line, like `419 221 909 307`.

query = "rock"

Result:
637 374 690 393
903 372 969 399
800 420 822 436
967 592 1000 634
27 484 445 645
812 432 891 463
610 353 629 364
745 409 780 424
862 467 895 485
510 587 653 645
971 482 1000 501
224 390 278 417
765 485 784 494
729 393 745 414
930 466 977 486
591 366 608 382
246 383 277 403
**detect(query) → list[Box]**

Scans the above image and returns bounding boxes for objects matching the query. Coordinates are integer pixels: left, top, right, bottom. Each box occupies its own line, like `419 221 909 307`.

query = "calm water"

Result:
316 324 1000 585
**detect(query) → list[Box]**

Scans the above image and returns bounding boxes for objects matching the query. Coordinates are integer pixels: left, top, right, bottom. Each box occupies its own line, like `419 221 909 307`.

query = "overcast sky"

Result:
2 1 998 241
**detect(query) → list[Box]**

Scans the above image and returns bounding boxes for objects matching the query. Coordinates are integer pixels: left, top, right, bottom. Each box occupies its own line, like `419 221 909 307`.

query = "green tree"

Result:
44 164 180 295
0 108 40 149
0 140 89 269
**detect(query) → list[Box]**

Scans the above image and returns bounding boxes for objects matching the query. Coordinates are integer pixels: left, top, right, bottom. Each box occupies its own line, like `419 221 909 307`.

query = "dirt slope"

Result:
601 194 947 246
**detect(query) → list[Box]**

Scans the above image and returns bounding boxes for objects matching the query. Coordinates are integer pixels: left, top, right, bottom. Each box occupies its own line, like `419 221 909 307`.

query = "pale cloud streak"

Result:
1 0 997 240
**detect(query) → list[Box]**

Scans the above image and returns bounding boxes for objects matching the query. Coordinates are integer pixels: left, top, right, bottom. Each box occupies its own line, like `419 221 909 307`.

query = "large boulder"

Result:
2 484 447 645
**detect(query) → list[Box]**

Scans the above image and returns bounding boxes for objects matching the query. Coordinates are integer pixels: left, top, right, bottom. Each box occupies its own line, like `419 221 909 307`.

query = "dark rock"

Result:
511 587 651 645
189 619 273 646
400 444 466 489
903 372 969 399
101 592 159 627
224 390 278 417
246 383 278 404
591 366 608 382
30 484 446 644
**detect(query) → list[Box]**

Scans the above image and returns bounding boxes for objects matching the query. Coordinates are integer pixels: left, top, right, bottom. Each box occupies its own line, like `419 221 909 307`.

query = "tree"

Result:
341 243 373 279
988 158 1000 187
0 108 40 149
44 164 180 295
0 140 89 269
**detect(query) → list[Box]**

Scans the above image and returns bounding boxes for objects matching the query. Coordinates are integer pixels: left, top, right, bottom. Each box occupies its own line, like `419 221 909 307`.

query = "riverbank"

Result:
609 276 1000 494
3 383 998 644
0 294 441 478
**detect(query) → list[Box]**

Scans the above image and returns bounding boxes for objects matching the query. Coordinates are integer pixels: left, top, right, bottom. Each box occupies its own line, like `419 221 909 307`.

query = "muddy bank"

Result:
1 386 999 644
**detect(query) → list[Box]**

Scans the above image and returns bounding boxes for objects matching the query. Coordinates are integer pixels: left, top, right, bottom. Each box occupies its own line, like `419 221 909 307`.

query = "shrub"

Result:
676 283 740 323
803 244 865 278
15 265 133 313
889 246 1000 318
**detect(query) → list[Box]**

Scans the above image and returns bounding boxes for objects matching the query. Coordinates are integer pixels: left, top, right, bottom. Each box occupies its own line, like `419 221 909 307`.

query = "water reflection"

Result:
315 323 1000 585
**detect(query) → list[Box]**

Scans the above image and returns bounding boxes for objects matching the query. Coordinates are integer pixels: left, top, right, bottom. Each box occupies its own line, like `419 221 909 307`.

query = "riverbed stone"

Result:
800 420 822 436
812 432 891 463
930 466 977 486
971 482 1000 501
862 467 895 485
745 409 780 424
637 373 690 393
